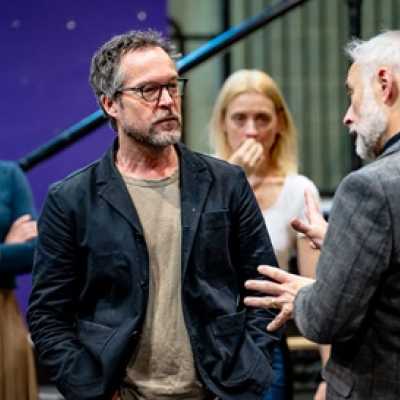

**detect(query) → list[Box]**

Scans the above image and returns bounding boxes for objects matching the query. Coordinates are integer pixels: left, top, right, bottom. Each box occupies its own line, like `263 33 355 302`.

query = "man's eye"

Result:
142 85 159 94
167 83 179 92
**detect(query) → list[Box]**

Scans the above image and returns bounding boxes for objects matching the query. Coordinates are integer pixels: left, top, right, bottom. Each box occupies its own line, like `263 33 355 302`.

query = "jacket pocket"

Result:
62 319 117 388
78 319 117 355
208 310 271 387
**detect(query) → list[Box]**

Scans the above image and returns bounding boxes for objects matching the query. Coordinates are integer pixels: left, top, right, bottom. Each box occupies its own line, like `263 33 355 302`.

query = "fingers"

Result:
11 214 32 226
244 295 282 309
23 221 38 239
312 238 323 250
304 188 320 217
256 265 291 283
245 278 284 296
291 218 311 235
5 217 37 244
228 139 264 175
246 142 263 168
267 306 293 331
244 295 293 331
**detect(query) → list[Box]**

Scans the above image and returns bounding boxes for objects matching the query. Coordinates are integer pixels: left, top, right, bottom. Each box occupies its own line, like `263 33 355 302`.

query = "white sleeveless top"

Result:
262 175 319 270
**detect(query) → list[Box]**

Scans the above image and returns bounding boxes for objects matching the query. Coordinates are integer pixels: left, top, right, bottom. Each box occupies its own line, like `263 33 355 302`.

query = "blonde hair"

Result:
209 69 297 175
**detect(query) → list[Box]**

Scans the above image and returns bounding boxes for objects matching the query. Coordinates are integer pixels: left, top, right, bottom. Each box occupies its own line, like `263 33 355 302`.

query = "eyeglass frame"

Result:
114 78 188 103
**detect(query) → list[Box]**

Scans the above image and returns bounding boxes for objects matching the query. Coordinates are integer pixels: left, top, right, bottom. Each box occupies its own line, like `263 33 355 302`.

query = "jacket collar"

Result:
377 133 400 160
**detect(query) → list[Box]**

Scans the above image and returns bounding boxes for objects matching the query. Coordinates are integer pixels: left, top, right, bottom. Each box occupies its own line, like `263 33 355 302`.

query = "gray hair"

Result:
89 29 178 130
345 30 400 79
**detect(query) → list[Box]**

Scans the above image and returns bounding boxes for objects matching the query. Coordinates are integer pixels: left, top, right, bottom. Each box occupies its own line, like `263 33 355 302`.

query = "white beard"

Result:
350 85 388 161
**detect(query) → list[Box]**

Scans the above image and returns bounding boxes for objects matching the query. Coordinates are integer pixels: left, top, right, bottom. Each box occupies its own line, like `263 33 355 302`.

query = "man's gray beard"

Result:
125 125 181 148
352 86 388 161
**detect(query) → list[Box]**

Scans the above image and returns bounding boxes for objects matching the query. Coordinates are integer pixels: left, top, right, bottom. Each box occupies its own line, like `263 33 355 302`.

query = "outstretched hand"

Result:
291 188 327 250
244 265 314 331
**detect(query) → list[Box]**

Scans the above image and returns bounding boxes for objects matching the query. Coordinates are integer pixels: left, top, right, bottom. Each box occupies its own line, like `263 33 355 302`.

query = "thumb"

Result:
291 218 311 235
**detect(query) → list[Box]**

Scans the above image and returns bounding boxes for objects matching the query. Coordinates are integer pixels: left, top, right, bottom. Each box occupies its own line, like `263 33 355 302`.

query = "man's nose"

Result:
157 86 174 107
343 106 354 126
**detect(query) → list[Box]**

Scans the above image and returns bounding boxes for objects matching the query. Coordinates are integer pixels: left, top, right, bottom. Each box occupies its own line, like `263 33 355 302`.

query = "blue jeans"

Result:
262 344 286 400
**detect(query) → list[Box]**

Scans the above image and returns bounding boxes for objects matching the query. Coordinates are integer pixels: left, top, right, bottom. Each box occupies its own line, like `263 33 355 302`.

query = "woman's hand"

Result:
228 138 264 176
4 214 37 244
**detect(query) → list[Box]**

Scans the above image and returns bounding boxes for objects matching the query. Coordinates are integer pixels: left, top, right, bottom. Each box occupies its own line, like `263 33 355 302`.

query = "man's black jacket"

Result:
28 142 281 400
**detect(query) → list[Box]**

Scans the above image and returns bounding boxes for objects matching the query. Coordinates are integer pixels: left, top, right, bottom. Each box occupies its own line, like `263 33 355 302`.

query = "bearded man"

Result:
27 30 280 400
244 30 400 399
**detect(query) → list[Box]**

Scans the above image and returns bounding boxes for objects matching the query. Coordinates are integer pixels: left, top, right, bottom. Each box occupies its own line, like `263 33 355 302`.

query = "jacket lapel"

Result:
96 144 143 235
178 144 212 278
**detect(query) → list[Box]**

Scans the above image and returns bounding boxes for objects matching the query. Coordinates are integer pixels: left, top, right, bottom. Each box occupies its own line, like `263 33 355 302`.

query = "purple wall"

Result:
1 0 167 315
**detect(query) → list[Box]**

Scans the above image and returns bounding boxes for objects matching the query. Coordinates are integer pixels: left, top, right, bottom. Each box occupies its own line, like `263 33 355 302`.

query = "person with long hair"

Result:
209 69 326 400
0 161 38 400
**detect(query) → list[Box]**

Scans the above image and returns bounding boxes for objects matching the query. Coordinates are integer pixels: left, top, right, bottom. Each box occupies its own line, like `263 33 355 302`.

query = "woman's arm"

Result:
0 163 37 275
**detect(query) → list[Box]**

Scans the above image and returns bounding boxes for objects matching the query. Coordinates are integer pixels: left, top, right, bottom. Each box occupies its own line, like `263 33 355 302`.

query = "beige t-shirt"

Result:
120 169 206 400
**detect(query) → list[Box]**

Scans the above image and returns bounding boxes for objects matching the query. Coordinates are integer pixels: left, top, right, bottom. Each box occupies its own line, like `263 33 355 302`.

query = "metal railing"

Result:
18 0 310 172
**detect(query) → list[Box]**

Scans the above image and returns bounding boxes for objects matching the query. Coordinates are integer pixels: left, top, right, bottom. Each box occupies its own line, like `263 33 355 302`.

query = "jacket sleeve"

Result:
233 169 283 357
294 171 392 344
27 185 103 400
0 163 36 275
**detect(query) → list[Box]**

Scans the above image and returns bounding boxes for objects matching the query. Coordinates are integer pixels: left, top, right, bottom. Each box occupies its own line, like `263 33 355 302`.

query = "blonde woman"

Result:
209 69 326 400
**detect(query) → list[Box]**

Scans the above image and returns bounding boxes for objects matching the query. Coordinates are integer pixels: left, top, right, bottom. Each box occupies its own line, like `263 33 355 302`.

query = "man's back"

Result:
295 141 400 399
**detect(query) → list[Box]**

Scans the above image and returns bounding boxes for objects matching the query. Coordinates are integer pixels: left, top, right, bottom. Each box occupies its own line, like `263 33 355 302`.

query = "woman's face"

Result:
223 91 281 153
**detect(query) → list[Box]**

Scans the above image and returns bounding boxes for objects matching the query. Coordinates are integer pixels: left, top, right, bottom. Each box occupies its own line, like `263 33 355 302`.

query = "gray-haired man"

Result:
245 30 400 399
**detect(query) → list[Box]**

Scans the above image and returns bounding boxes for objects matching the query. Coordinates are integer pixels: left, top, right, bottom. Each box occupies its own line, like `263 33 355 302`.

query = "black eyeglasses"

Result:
115 78 188 102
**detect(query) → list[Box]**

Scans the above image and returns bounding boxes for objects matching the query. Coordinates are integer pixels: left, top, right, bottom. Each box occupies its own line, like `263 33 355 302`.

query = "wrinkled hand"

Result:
244 265 314 331
228 138 264 176
314 381 327 400
4 214 37 244
291 188 327 250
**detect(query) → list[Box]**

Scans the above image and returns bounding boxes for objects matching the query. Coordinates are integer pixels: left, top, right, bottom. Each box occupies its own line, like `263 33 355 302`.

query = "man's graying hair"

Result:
89 29 178 130
345 30 400 79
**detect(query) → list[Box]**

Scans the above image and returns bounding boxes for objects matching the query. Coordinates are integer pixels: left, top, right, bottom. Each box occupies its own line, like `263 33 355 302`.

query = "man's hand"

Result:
4 214 37 244
244 265 314 331
228 138 264 176
291 188 328 250
314 381 327 400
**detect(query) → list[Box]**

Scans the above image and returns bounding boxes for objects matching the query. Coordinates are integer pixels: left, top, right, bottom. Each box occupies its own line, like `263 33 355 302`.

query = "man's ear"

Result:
377 67 398 106
101 95 119 118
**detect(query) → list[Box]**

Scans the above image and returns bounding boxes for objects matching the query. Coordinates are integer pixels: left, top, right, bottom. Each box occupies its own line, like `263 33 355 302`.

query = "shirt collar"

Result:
382 132 400 154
